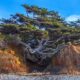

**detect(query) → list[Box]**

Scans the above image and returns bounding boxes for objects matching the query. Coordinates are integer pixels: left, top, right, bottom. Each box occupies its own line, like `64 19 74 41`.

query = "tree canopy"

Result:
0 4 80 43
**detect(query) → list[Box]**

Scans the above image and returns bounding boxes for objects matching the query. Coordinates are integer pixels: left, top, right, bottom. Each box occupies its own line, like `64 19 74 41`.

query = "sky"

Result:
0 0 80 22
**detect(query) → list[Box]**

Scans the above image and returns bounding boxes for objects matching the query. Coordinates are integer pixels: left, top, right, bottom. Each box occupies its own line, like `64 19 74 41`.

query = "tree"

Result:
22 4 32 17
69 19 80 28
40 8 48 17
31 5 39 18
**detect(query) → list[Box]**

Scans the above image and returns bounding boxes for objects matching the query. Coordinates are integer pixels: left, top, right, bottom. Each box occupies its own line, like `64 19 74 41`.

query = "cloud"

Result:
65 15 80 22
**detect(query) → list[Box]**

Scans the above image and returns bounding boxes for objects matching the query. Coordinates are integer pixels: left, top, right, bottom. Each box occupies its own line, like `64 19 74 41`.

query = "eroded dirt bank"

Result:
51 44 80 74
0 43 80 75
0 48 30 74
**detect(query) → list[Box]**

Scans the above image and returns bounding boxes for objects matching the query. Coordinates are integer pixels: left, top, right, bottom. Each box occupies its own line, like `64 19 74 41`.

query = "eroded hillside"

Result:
50 43 80 75
0 42 80 75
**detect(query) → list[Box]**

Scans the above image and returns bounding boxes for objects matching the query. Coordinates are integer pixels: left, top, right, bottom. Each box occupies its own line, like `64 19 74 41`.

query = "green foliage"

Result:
0 4 80 44
0 33 5 41
0 24 20 29
19 32 30 42
26 24 38 30
42 30 49 39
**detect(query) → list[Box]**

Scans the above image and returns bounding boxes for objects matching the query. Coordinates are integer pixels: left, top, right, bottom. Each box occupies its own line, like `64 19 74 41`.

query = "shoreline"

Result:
0 74 80 80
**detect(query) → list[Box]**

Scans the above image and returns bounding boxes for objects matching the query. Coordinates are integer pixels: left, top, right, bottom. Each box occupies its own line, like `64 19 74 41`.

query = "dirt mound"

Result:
0 49 30 74
52 44 80 74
